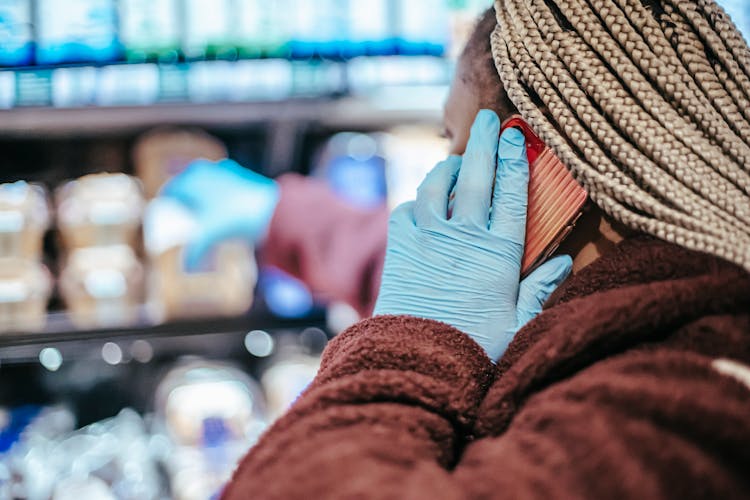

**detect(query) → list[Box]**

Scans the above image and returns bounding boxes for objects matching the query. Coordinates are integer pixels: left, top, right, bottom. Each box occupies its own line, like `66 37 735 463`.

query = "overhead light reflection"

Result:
39 347 63 371
244 330 274 358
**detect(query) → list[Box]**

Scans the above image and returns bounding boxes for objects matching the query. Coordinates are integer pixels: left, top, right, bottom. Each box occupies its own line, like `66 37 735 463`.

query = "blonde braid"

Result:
660 1 750 140
521 0 750 234
507 0 748 233
491 0 750 271
609 0 750 169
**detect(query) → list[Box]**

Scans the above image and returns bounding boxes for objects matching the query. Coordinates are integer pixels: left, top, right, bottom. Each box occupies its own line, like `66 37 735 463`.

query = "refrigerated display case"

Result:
0 1 487 497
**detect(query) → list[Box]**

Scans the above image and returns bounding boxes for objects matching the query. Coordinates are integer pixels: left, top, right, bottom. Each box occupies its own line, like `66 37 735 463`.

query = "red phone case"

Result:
500 116 588 276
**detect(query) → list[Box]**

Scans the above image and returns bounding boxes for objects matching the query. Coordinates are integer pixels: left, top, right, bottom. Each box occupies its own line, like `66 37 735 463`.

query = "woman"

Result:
215 1 750 498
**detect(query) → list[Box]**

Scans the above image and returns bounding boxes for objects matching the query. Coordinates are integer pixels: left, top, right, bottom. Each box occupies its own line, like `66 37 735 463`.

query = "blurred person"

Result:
160 156 390 318
163 2 750 318
207 1 750 499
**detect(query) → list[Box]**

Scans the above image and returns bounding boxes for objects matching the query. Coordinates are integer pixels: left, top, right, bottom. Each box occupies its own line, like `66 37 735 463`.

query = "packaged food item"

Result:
0 0 34 66
119 0 181 61
0 407 160 500
55 173 144 250
0 181 51 260
234 0 288 58
288 0 349 58
132 127 227 198
154 360 267 500
0 405 76 499
347 0 393 56
260 335 321 420
53 476 117 500
58 245 144 328
35 0 120 65
149 244 256 322
182 0 233 59
0 259 52 333
143 198 257 322
155 360 267 447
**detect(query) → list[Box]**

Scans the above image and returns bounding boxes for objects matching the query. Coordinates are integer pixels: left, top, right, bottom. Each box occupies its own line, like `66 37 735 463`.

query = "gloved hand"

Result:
373 110 572 361
160 158 279 269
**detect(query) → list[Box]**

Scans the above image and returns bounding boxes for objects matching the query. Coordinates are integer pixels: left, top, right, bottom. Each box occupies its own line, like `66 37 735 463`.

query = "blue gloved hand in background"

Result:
374 110 572 361
160 158 279 269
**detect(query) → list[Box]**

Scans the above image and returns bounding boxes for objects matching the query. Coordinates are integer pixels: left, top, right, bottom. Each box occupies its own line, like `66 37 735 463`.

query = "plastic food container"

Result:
58 245 144 328
56 173 145 250
0 181 50 260
132 128 227 198
154 360 267 500
155 360 267 447
143 198 257 322
0 259 52 333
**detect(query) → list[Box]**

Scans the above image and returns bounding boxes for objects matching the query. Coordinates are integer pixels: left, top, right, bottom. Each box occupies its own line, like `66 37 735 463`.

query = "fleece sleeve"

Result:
221 315 496 500
260 174 389 317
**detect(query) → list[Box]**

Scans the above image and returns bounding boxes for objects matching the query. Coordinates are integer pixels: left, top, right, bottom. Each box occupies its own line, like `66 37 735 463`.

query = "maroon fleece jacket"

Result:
228 230 750 499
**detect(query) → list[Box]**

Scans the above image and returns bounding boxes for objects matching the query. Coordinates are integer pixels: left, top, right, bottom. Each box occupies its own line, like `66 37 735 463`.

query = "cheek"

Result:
447 105 479 155
449 131 470 156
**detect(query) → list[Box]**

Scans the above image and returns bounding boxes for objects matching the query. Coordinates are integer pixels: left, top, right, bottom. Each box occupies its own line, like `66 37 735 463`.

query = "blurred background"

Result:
0 1 489 498
0 0 748 499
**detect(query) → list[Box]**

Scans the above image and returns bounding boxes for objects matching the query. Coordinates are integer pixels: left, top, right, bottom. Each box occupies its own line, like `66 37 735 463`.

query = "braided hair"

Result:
486 0 750 271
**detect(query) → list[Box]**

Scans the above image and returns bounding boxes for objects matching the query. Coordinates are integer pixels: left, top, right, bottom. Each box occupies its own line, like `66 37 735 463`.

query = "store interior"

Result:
2 0 749 499
0 1 492 498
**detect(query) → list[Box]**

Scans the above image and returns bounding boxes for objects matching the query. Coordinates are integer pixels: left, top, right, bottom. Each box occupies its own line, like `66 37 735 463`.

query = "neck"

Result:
555 205 631 274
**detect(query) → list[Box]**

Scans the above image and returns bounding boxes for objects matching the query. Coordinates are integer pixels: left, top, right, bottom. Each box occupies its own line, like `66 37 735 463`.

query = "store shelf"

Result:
0 310 327 364
0 86 448 137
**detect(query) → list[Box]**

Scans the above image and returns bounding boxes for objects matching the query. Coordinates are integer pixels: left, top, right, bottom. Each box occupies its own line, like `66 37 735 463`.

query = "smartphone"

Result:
500 116 588 277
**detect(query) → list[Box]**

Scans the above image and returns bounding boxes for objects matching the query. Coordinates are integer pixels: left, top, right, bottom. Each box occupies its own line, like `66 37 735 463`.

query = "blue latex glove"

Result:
373 110 573 361
159 158 279 269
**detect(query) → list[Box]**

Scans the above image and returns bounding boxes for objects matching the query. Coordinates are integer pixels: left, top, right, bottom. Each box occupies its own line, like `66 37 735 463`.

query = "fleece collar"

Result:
473 235 750 437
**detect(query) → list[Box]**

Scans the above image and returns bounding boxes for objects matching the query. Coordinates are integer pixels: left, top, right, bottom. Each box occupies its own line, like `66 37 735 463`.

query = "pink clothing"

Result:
261 174 389 317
